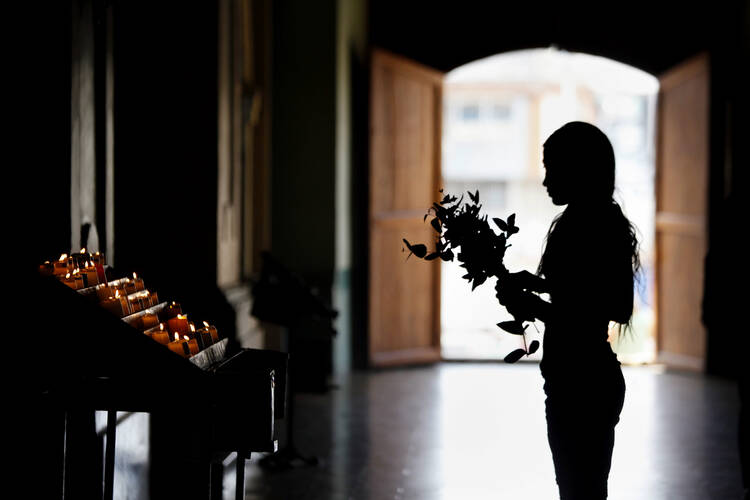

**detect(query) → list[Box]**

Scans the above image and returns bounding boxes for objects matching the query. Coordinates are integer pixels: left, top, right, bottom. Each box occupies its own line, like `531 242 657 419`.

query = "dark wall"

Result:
16 3 72 266
370 1 727 74
703 2 750 378
271 0 337 295
113 3 220 313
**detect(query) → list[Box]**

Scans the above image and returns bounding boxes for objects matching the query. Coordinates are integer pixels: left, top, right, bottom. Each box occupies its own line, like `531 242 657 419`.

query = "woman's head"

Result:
542 121 616 206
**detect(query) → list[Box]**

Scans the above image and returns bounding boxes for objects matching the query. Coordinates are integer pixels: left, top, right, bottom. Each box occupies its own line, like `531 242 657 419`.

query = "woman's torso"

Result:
538 203 631 381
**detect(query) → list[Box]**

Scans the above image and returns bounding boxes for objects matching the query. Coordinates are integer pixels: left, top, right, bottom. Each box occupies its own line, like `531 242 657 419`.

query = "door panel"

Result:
655 53 709 371
369 49 443 367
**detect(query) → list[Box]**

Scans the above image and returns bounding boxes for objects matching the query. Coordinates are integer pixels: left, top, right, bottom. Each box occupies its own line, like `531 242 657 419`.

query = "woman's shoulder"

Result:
552 203 632 254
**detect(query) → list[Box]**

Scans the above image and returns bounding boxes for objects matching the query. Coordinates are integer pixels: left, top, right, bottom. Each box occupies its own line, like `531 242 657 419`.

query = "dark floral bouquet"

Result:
403 189 539 363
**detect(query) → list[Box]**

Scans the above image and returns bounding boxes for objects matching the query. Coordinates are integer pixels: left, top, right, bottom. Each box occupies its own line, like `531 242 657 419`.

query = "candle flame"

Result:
190 323 196 332
80 248 87 254
178 314 187 320
159 323 165 331
203 321 210 327
183 335 190 341
73 268 80 275
174 333 180 341
115 290 120 298
133 272 138 279
59 254 68 261
65 273 71 279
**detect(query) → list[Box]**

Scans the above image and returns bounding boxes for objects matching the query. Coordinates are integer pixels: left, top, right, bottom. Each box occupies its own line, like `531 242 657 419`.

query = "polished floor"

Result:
237 363 743 500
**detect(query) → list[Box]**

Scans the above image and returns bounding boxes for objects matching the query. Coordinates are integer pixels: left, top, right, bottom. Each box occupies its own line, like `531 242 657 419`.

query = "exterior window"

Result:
492 104 511 120
461 104 479 120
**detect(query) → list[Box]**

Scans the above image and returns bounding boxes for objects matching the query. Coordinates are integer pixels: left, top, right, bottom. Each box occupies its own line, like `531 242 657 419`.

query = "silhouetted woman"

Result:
497 121 639 499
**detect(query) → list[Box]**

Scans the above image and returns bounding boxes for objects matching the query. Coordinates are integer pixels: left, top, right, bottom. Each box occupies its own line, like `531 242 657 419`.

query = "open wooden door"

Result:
655 53 710 371
369 49 443 367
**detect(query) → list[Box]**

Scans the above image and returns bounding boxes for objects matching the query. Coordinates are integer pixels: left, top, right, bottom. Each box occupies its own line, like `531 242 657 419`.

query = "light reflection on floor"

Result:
243 363 743 500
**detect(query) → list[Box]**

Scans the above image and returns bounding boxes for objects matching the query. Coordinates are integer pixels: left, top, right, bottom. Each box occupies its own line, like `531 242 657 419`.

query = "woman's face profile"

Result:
542 154 570 206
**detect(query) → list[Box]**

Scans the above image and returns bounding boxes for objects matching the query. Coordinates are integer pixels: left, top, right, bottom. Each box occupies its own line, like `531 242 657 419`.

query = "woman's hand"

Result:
495 275 550 323
504 270 548 294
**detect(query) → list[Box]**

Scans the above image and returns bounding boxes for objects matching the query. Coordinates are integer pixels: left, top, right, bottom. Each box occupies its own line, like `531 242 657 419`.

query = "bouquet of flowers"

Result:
402 189 539 363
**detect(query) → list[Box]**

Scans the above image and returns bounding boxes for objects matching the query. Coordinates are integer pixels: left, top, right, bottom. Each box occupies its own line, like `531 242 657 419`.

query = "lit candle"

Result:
62 272 78 289
127 294 143 313
107 276 132 289
127 290 154 313
39 261 54 277
91 251 106 266
184 335 199 356
135 273 145 292
145 323 171 345
101 294 127 317
164 301 182 320
126 273 145 293
195 322 214 348
167 314 190 336
187 323 203 350
82 261 99 287
72 269 84 290
94 283 115 301
72 248 90 269
53 254 69 276
92 253 107 284
202 321 219 343
140 311 160 330
167 332 191 357
116 290 130 316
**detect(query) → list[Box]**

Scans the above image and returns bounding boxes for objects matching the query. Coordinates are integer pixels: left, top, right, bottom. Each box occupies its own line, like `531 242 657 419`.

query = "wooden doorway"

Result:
368 48 711 372
655 53 710 371
368 49 443 367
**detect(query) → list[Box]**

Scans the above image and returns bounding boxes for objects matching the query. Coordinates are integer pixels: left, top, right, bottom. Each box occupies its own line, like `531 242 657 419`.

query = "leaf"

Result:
504 348 526 364
430 218 442 232
497 320 526 335
527 340 540 354
493 217 508 232
440 249 454 261
411 244 427 258
468 189 479 204
440 193 457 205
424 252 440 261
471 274 487 290
402 238 427 258
507 213 519 235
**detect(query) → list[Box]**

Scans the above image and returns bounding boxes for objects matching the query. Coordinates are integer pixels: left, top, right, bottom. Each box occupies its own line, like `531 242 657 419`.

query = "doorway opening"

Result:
440 48 659 363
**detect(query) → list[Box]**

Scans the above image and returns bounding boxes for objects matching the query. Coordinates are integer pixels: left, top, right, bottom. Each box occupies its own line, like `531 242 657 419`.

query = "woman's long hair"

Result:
537 121 641 326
